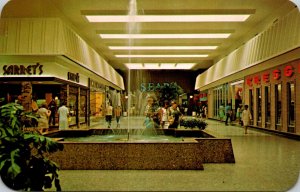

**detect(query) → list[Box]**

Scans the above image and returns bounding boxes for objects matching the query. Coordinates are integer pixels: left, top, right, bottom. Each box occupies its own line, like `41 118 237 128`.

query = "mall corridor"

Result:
48 119 300 191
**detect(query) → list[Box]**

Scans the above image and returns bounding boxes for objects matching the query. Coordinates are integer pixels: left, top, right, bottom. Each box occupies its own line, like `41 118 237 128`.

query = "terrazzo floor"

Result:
49 118 300 191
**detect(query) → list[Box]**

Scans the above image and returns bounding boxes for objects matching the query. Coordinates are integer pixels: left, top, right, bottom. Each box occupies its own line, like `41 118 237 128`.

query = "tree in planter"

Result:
156 83 184 106
0 102 63 191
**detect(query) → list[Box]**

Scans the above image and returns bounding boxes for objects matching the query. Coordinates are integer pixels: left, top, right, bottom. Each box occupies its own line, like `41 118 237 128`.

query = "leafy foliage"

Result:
156 83 184 106
180 117 207 130
0 102 63 191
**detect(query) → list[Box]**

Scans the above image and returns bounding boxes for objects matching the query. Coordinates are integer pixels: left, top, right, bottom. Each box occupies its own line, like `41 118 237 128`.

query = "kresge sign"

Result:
246 60 300 87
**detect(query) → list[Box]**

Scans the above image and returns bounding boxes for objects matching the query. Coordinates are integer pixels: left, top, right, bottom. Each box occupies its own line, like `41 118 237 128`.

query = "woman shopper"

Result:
242 105 252 134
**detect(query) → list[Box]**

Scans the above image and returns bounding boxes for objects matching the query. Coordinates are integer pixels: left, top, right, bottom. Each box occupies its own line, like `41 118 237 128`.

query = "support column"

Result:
21 81 32 112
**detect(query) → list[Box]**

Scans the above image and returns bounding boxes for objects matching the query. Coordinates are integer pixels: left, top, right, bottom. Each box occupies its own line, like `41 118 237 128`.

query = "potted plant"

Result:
180 117 207 130
0 102 63 191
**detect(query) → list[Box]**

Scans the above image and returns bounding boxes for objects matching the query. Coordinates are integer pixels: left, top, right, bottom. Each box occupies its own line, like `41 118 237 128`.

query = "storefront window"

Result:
275 84 282 129
213 90 217 118
287 82 295 132
69 86 78 126
256 88 262 125
79 89 87 124
89 90 105 127
265 86 271 127
249 89 254 125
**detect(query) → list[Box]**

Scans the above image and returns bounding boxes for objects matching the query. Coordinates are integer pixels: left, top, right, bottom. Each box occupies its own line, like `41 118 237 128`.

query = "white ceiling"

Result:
2 0 296 71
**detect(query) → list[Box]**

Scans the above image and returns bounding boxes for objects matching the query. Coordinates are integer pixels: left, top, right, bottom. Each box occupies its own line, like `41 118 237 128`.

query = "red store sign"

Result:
246 64 299 87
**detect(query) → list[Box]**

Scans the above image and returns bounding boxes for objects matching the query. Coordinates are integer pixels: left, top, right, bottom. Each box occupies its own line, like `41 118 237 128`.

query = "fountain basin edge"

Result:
47 130 235 170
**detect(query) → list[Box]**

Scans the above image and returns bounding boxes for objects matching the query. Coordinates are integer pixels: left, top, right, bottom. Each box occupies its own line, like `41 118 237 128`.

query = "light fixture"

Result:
85 15 250 22
176 63 196 69
125 63 196 70
190 95 194 99
116 54 208 58
160 63 176 69
144 63 159 69
100 33 230 39
125 63 143 69
109 46 218 50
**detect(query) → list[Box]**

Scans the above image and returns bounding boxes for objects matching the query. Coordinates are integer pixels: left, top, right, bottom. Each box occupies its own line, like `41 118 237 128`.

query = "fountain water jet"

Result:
126 0 140 141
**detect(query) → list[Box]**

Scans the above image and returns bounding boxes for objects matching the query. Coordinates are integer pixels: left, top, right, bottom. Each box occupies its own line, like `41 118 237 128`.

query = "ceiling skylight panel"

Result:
115 55 208 58
109 46 218 50
100 34 230 39
86 14 250 22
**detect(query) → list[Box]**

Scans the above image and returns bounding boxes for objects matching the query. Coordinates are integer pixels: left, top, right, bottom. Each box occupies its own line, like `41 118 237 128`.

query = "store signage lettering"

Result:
199 93 208 101
68 72 79 83
253 76 261 85
246 64 298 87
284 65 294 77
90 79 105 90
273 69 281 80
199 93 207 98
140 82 177 92
262 73 270 83
3 63 43 75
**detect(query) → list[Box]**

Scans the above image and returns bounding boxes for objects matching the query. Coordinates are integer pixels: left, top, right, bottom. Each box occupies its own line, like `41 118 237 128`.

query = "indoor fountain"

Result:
47 0 235 170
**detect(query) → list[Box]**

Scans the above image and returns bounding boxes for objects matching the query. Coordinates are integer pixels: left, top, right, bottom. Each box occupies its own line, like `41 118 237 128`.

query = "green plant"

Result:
156 82 184 106
180 117 207 130
0 102 63 191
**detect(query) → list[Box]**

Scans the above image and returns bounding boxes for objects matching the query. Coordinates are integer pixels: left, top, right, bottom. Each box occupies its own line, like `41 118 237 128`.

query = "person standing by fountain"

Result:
48 98 57 126
168 101 182 129
105 103 113 128
144 96 159 128
37 103 51 133
115 105 122 128
159 101 169 129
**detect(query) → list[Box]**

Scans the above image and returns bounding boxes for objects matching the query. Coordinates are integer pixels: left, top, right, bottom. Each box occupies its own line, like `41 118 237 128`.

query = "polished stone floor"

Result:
49 119 300 191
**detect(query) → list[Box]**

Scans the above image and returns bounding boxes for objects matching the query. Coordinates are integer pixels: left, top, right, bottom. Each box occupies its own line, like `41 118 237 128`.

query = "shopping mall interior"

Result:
0 0 300 191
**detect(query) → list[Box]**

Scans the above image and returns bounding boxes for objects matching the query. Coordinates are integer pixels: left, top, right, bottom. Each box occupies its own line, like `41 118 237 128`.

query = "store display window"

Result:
256 87 262 126
265 86 271 127
287 82 295 132
275 84 282 130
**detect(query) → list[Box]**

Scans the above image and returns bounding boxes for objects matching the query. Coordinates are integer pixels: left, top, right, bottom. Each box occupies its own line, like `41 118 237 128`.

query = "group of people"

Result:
219 103 252 134
144 97 183 129
104 103 122 128
32 99 69 133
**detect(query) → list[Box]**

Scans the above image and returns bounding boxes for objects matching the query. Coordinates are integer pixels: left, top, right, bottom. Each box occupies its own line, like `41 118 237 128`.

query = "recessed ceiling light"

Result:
176 63 196 69
160 63 176 69
100 34 230 39
125 63 143 69
109 46 218 50
116 54 208 58
144 63 160 69
86 15 250 22
125 63 196 70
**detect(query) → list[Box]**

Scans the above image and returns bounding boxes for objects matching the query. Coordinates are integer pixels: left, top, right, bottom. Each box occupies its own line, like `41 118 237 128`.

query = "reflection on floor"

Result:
47 119 300 192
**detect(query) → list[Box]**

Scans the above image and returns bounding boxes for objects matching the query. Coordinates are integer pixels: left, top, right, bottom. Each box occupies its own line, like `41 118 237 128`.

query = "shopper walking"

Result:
105 103 113 128
225 102 232 126
115 106 122 128
242 105 252 134
57 101 69 130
